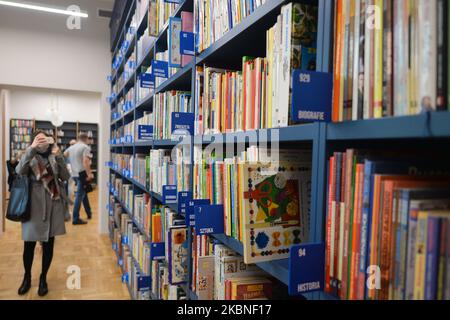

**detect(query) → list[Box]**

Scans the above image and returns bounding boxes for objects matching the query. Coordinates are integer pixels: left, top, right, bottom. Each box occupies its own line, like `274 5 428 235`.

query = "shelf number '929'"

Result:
299 73 311 83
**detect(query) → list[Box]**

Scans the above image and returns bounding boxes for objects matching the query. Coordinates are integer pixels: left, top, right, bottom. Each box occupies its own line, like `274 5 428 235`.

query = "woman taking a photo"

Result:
15 130 71 297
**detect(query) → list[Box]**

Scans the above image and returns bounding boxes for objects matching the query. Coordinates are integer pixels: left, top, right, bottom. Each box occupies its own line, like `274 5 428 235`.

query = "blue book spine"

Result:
228 0 233 30
425 216 441 300
364 161 377 299
359 160 372 296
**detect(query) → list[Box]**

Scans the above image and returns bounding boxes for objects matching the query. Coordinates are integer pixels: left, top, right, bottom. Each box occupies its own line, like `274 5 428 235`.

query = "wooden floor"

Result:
0 190 130 300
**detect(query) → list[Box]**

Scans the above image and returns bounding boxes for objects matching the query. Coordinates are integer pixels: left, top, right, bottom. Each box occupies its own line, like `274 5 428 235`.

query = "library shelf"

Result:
155 60 194 94
136 92 154 109
326 113 450 141
211 234 289 286
134 140 153 147
113 194 132 217
195 0 316 68
198 124 319 146
136 9 148 37
110 166 179 213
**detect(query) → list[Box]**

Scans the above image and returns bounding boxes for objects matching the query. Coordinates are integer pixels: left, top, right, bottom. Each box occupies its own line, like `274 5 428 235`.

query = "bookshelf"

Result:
108 0 450 301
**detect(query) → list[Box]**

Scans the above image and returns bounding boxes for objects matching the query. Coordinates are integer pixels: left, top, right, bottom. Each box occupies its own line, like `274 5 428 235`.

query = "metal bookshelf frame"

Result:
108 0 450 301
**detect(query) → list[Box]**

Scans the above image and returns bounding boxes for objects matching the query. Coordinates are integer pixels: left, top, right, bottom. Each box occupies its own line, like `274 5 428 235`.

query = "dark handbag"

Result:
6 174 31 222
79 171 94 194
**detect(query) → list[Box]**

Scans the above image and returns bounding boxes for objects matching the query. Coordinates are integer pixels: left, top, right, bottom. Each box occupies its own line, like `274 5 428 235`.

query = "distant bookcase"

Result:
10 119 98 184
9 119 35 160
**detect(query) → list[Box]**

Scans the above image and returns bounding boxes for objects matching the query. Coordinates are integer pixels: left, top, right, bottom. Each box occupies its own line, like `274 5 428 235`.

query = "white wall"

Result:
0 0 113 234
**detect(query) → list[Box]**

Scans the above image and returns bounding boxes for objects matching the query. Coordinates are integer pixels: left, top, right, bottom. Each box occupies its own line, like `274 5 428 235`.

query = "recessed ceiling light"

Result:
0 0 88 18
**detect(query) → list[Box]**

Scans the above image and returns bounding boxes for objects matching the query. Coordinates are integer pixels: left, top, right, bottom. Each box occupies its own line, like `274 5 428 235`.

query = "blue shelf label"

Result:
164 0 182 3
118 258 123 267
171 112 194 138
122 235 128 245
291 70 332 123
178 191 192 216
138 125 153 140
107 75 112 82
180 31 195 56
150 242 165 260
288 243 325 296
195 205 224 236
121 273 128 283
186 199 210 227
140 73 155 88
125 135 133 144
162 185 177 205
152 60 168 78
137 276 151 291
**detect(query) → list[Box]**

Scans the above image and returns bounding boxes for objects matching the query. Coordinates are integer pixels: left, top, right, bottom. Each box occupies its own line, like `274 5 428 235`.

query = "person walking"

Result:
16 130 71 296
64 133 94 225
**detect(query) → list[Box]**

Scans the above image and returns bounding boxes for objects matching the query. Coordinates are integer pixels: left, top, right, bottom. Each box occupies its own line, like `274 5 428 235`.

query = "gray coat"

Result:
16 147 71 242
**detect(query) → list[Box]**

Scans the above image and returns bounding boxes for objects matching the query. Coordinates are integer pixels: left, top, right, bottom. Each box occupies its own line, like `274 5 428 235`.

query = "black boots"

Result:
18 274 49 297
38 274 48 297
18 274 31 295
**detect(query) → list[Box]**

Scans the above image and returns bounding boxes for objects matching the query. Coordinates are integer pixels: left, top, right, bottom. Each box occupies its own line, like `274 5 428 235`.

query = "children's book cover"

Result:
168 226 188 285
241 162 311 264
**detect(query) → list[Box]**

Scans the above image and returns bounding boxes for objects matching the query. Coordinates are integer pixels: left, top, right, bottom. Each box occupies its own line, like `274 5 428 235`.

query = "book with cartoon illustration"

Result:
240 162 312 264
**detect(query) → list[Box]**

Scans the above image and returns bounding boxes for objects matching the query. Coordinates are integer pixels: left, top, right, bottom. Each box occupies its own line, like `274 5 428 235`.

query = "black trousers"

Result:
23 237 55 280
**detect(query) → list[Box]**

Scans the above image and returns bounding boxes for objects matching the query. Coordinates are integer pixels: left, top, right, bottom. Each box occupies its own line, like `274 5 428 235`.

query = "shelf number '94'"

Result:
299 73 311 83
298 248 307 257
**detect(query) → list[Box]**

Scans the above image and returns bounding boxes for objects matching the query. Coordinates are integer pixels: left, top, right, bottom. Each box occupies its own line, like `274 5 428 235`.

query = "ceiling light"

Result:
0 0 88 18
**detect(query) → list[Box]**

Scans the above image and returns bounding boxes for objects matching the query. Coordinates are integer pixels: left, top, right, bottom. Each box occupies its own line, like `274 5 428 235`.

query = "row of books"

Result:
153 91 191 140
110 214 151 300
147 147 191 196
133 193 152 238
194 0 268 53
332 0 450 122
148 0 178 37
137 66 154 102
150 204 188 300
111 153 132 174
151 259 187 300
193 146 312 264
325 149 450 300
194 3 318 134
10 119 34 128
121 112 153 142
154 50 179 88
191 238 275 300
111 174 134 211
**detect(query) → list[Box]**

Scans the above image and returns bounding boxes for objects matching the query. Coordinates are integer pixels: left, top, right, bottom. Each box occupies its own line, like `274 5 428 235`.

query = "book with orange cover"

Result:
332 0 343 122
229 278 273 300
